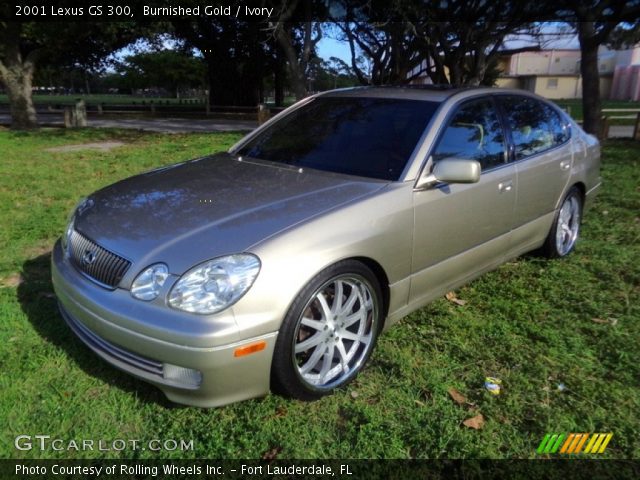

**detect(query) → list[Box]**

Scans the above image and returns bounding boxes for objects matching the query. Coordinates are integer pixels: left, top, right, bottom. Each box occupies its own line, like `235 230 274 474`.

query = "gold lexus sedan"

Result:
52 86 601 407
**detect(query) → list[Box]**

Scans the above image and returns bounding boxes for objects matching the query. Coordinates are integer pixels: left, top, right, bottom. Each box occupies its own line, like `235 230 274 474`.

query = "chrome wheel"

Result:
555 194 581 256
292 275 377 390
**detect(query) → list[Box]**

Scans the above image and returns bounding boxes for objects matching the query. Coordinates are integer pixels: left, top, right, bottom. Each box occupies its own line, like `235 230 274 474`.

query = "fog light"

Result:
163 363 202 388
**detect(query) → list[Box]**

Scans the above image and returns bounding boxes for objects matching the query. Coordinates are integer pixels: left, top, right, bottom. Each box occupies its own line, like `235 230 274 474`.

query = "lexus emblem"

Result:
82 249 97 266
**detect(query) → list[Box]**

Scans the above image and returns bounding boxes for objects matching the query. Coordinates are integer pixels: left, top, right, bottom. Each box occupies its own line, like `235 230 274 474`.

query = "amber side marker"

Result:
234 341 267 357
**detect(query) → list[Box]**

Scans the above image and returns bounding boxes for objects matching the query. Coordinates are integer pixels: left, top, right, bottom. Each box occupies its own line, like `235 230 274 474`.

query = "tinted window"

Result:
237 97 439 181
432 99 506 170
500 96 566 159
541 103 571 145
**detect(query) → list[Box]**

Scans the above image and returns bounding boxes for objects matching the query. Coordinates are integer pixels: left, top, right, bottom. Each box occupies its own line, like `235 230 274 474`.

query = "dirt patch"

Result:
45 141 125 153
0 273 23 288
26 242 53 258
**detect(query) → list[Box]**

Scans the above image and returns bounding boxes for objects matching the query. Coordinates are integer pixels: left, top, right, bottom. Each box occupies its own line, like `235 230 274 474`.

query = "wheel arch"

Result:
350 256 391 321
556 181 586 210
573 181 586 203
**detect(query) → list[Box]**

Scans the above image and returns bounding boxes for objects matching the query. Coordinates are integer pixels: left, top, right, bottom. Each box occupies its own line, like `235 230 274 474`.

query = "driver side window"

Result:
433 99 507 171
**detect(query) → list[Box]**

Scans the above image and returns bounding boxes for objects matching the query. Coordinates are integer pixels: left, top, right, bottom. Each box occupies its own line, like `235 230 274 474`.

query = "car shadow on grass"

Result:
18 252 179 408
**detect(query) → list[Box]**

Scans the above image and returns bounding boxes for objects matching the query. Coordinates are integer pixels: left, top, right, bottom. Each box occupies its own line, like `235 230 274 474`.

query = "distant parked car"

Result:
52 86 601 407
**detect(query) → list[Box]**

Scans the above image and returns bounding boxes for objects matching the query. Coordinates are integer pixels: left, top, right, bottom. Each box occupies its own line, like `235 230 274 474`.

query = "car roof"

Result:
316 85 546 104
317 85 479 103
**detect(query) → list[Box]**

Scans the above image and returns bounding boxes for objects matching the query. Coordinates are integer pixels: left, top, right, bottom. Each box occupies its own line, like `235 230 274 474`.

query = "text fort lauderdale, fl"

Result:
16 463 353 476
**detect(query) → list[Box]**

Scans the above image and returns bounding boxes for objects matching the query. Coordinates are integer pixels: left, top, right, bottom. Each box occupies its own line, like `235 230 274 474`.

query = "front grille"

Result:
69 230 131 288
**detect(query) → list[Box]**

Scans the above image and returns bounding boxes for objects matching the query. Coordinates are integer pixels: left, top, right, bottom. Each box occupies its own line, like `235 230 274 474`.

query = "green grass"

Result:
553 99 640 126
0 128 638 459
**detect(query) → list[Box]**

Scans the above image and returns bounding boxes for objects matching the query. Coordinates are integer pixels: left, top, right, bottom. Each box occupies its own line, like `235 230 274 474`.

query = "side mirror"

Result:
415 158 481 190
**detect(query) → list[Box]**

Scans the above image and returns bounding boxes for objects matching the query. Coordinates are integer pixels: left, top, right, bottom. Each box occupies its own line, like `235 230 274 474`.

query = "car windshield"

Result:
237 96 440 181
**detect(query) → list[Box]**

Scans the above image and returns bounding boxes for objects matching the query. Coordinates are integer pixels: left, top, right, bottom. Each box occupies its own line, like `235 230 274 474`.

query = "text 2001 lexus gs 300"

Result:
52 86 601 407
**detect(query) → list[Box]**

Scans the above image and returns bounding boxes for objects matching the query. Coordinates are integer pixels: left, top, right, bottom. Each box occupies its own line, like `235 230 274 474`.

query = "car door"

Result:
496 95 573 250
409 97 516 305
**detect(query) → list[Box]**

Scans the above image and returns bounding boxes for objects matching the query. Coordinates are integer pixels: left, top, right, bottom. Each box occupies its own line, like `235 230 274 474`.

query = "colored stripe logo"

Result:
537 433 613 454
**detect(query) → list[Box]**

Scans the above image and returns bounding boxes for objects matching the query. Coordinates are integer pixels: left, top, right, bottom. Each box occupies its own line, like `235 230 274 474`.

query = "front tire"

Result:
542 186 583 258
271 260 383 401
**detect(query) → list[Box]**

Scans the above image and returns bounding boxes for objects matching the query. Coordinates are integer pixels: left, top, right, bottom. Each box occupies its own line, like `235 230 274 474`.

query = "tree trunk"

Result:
0 23 38 129
274 23 308 101
1 62 38 130
274 47 285 106
578 22 602 137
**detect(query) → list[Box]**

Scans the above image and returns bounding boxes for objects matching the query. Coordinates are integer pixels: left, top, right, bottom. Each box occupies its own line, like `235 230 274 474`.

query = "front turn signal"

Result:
234 341 267 357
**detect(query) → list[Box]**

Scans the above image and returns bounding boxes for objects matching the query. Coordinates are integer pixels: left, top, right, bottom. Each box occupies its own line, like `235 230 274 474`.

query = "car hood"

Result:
74 153 386 276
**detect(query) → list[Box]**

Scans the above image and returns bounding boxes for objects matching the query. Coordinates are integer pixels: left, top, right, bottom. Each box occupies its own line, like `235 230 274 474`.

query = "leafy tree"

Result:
332 0 541 87
171 17 269 106
607 21 640 49
556 1 640 135
268 0 324 100
308 56 359 91
116 49 206 97
0 21 143 129
336 20 427 85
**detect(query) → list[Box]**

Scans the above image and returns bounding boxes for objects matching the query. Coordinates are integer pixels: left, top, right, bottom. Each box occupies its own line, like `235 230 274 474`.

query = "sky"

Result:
317 37 352 63
111 23 582 69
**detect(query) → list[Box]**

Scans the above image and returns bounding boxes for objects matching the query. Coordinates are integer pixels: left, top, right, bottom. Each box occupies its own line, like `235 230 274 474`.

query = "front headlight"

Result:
61 214 74 251
168 254 260 314
131 264 169 301
61 197 87 251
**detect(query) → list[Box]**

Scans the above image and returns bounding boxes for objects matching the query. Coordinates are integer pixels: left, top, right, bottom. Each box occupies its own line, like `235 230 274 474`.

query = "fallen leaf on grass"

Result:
592 317 618 326
261 446 282 460
463 414 485 430
445 291 467 306
447 388 467 405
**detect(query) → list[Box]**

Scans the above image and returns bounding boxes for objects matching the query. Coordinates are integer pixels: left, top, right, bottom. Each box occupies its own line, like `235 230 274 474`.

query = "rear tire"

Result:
541 186 583 258
271 260 383 401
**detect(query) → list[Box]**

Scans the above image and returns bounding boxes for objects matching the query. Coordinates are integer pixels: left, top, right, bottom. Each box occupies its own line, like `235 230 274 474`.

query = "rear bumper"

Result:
584 179 602 213
51 240 277 407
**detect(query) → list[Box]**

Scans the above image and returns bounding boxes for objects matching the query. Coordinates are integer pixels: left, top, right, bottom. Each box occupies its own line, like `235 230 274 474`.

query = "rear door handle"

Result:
498 180 513 193
560 160 571 171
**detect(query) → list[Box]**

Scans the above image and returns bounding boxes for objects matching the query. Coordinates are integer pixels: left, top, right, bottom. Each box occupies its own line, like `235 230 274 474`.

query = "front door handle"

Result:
560 160 571 171
498 180 513 193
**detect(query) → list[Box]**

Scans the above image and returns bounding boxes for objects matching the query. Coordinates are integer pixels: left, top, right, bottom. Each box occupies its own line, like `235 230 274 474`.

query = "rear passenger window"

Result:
500 96 567 159
541 103 571 145
432 99 506 171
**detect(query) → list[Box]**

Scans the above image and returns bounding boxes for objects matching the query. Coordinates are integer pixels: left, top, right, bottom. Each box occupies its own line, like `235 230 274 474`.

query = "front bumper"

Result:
51 240 277 407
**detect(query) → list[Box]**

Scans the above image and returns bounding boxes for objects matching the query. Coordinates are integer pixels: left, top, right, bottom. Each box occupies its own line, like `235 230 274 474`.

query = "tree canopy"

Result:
2 2 640 131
